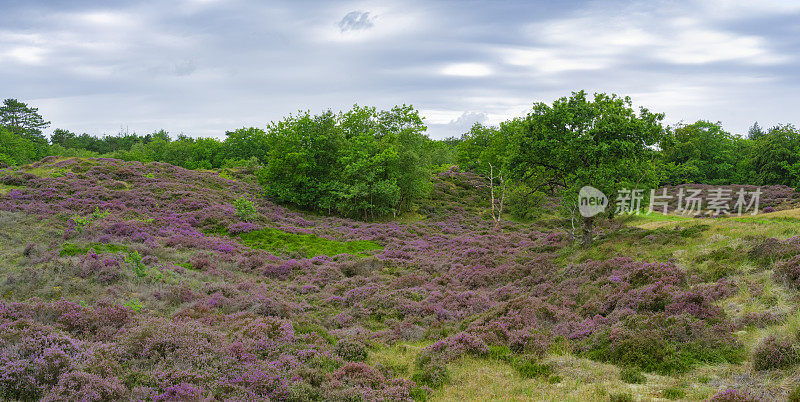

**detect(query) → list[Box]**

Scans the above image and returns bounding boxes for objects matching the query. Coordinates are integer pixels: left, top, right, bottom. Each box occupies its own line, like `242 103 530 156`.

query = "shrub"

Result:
789 385 800 402
153 383 206 401
752 335 799 371
662 386 685 399
619 367 646 384
233 197 258 222
512 356 553 379
709 389 759 402
334 338 368 362
774 255 800 290
609 393 634 402
125 251 147 278
71 207 110 234
42 371 128 402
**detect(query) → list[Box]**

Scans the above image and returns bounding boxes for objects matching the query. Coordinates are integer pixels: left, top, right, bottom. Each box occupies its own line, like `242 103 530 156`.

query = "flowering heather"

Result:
752 335 799 371
0 158 786 398
709 389 761 402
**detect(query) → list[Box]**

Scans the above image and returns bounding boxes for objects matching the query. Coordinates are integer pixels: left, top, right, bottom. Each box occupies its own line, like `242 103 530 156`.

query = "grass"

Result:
60 242 128 256
424 209 800 400
236 227 382 258
0 184 24 195
369 342 428 379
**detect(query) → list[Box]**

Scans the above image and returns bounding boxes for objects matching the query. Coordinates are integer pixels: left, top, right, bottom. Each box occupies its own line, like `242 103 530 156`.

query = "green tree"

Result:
224 127 270 163
508 91 665 245
0 126 37 166
257 111 343 212
0 98 50 142
746 124 800 186
256 105 433 219
660 121 741 185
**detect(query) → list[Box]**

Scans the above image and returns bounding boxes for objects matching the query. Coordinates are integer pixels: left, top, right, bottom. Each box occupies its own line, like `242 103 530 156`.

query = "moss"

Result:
60 242 128 256
237 227 382 258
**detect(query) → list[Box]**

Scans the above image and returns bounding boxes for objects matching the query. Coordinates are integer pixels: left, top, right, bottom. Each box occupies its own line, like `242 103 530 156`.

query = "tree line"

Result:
1 93 798 223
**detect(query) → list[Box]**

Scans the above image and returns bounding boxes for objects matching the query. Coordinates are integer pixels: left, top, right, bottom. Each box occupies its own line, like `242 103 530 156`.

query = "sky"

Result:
1 0 799 140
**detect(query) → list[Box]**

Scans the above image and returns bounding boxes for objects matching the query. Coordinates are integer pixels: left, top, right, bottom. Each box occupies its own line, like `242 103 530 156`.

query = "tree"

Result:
257 110 343 213
508 91 665 246
660 121 741 185
224 127 270 163
748 122 765 140
746 124 800 186
488 162 506 229
255 105 433 219
0 126 37 166
0 98 50 142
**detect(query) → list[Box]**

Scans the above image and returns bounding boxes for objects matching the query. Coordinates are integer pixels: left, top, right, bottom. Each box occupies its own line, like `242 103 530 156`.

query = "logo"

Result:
578 186 608 217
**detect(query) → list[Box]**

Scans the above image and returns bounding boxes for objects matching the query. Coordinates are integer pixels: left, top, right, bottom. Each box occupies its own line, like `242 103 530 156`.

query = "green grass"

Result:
0 184 24 195
236 228 382 257
619 211 693 224
60 242 128 256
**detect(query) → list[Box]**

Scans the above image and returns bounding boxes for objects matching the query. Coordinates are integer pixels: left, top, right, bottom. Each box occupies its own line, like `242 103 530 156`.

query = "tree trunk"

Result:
581 217 594 247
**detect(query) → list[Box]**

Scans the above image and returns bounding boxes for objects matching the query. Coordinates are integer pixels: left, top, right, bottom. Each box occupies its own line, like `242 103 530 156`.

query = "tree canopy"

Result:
0 98 50 143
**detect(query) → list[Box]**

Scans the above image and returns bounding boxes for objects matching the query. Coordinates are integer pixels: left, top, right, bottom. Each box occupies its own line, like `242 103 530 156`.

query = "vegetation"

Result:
1 92 800 400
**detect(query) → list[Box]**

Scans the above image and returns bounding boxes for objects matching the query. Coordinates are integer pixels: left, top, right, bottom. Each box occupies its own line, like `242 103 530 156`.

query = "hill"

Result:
0 157 798 401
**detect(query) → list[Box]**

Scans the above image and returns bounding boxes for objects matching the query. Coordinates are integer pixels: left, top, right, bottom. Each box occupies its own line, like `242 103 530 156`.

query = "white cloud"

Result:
2 46 47 65
441 63 492 77
507 6 789 75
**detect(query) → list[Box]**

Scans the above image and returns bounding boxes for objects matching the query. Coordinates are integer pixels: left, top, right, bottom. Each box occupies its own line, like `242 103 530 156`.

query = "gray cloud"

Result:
0 0 797 140
338 11 374 33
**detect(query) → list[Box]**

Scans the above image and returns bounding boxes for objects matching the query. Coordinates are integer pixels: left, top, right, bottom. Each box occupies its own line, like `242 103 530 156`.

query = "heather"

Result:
0 157 799 400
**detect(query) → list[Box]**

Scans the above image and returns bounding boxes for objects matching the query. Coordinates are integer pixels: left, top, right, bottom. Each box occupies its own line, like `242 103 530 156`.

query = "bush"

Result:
752 335 799 371
42 372 127 402
233 197 258 222
662 386 685 399
256 105 432 219
789 385 800 402
512 356 553 379
609 393 634 402
334 338 368 362
709 389 759 402
125 251 147 278
411 360 448 388
619 367 646 384
774 255 800 290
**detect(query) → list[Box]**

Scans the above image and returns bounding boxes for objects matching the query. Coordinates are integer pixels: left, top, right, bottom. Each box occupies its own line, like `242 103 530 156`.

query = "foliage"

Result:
506 91 665 244
619 367 646 384
125 251 147 278
233 197 257 222
0 98 50 142
660 120 746 185
752 335 799 371
334 338 368 362
0 126 39 166
746 124 800 186
237 227 382 258
256 105 432 219
70 207 110 234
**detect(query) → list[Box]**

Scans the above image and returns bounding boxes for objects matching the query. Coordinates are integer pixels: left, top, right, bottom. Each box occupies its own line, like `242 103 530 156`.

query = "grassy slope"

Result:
425 210 800 401
1 158 798 400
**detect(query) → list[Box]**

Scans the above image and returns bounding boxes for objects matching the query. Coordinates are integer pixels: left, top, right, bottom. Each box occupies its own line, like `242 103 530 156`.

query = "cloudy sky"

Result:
1 0 798 139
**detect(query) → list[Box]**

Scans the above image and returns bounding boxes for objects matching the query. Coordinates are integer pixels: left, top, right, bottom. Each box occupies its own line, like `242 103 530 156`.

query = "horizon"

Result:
2 0 799 139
